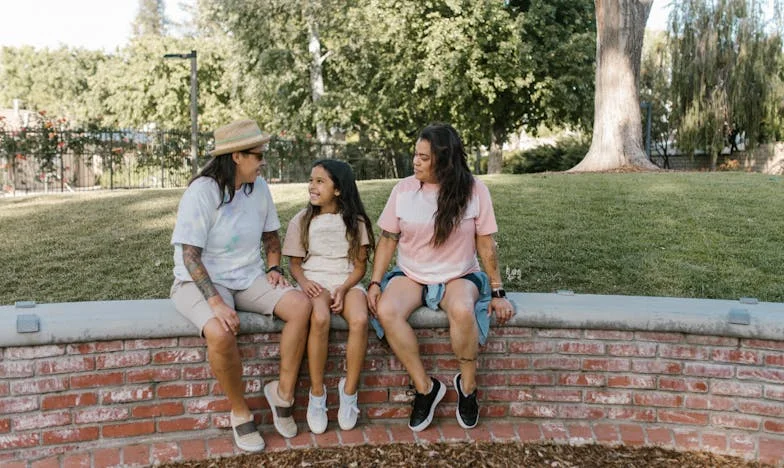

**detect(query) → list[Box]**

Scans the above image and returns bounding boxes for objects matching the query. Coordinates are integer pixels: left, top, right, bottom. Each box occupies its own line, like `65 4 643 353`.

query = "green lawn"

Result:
1 172 783 306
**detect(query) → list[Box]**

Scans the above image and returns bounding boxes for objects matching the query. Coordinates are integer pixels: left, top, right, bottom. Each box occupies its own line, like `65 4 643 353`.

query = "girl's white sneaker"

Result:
338 377 360 430
307 385 328 434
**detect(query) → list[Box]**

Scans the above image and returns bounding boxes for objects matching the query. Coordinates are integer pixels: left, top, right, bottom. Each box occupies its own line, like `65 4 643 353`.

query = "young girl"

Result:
282 159 375 433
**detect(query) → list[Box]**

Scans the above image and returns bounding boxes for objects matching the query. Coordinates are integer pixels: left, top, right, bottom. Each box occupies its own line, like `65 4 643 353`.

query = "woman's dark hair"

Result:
189 153 253 206
300 159 375 263
418 123 474 247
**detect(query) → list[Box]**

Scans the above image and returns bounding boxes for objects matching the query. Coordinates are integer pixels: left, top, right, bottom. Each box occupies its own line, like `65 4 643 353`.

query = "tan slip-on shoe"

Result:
264 380 297 438
230 412 265 452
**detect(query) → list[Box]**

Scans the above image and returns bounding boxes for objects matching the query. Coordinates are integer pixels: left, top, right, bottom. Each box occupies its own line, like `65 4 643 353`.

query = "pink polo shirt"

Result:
377 175 498 284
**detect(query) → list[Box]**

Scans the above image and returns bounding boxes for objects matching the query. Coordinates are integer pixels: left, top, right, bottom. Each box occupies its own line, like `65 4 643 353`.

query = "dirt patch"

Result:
158 441 768 467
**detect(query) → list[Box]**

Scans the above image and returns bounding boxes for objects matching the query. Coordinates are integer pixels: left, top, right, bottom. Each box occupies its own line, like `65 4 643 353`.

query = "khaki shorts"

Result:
170 276 293 335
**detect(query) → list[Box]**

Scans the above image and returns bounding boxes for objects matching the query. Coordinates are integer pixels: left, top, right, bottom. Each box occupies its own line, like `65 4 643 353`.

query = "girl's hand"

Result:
330 286 347 314
212 302 240 335
300 279 324 298
488 297 515 325
366 283 381 317
266 270 290 288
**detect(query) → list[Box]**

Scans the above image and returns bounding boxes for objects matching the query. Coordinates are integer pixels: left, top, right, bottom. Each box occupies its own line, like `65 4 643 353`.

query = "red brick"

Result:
583 330 634 340
701 432 727 452
559 342 605 354
635 332 683 343
206 436 236 457
509 373 554 385
659 344 709 360
132 402 184 418
742 339 784 351
559 373 605 387
686 335 738 346
766 353 784 367
509 403 558 418
683 363 734 378
92 448 121 468
439 422 469 442
485 388 532 402
672 429 701 450
737 367 784 383
66 341 123 354
533 388 582 402
152 349 205 364
481 358 531 370
512 422 539 442
764 420 784 433
738 400 784 417
632 360 682 374
0 461 27 468
0 433 39 449
540 422 567 441
728 433 755 453
363 425 391 445
592 423 619 443
102 421 155 438
10 376 68 395
619 424 645 446
182 365 213 380
633 392 683 408
0 396 38 413
508 341 556 354
126 367 181 383
157 383 210 399
121 444 150 466
4 345 65 359
312 429 340 447
42 427 99 444
0 419 9 433
605 407 656 422
759 437 784 465
30 458 59 468
387 424 416 443
178 439 207 461
537 329 581 338
645 426 673 445
684 395 734 411
607 375 655 389
584 390 632 405
41 392 98 410
340 427 366 446
151 442 180 465
606 343 657 357
125 338 178 349
62 453 91 468
583 358 630 372
765 384 784 401
0 361 34 377
70 372 124 389
711 380 762 397
96 351 152 369
493 328 534 337
476 373 507 386
486 421 517 441
658 410 709 425
158 416 211 433
363 374 410 387
657 377 708 393
14 411 71 431
532 357 580 370
712 348 760 364
711 414 761 430
566 423 593 443
36 356 94 374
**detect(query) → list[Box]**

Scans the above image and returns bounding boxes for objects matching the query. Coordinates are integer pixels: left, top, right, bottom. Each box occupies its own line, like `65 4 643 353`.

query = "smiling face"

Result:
413 138 437 184
232 144 266 187
308 165 340 213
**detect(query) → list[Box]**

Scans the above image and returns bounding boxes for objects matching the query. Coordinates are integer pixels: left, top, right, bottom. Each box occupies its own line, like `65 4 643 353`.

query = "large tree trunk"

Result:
486 130 503 174
569 0 656 172
306 4 328 145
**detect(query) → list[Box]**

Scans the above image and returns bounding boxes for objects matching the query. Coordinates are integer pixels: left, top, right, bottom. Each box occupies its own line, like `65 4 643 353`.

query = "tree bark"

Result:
569 0 657 172
306 4 328 144
486 130 503 174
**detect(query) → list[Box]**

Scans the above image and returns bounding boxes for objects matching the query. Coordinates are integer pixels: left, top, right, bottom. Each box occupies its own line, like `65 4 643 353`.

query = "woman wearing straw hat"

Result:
170 119 312 452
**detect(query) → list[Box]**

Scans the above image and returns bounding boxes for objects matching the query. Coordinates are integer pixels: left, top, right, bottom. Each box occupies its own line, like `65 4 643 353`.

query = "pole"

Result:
189 50 199 177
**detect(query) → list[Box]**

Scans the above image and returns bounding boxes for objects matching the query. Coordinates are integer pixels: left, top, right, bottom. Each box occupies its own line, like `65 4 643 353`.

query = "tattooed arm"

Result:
182 244 239 334
476 234 514 325
262 230 289 287
366 230 399 316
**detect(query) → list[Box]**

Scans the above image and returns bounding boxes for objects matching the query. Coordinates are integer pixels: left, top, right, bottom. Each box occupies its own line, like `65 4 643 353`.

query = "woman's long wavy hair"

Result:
300 159 375 263
419 123 474 247
189 152 253 206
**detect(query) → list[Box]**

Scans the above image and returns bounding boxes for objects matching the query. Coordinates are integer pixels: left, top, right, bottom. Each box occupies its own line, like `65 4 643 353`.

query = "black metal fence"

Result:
0 128 410 195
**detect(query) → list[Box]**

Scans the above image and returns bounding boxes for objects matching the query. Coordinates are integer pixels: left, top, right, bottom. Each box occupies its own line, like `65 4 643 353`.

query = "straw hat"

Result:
209 119 272 156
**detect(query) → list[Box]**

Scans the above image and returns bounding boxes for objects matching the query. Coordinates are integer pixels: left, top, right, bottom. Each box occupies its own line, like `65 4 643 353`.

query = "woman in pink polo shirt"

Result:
367 123 515 433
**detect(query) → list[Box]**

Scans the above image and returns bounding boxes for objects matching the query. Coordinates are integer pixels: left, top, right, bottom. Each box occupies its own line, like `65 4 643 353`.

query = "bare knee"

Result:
448 304 475 329
205 328 237 355
281 291 312 327
346 311 368 331
310 306 331 332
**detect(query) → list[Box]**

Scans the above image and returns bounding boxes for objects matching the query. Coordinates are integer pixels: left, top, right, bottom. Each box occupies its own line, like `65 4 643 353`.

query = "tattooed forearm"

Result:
476 234 502 284
183 244 219 300
381 230 401 240
262 231 281 255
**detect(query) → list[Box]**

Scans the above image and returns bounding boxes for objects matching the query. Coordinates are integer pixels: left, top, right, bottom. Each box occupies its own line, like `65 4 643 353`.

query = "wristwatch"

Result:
491 288 506 298
266 265 284 275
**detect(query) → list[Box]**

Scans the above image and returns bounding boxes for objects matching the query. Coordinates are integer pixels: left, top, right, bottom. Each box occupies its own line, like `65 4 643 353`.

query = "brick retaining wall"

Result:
1 295 783 467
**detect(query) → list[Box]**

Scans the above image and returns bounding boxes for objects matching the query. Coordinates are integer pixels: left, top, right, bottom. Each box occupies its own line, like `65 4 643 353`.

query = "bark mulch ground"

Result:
159 441 770 467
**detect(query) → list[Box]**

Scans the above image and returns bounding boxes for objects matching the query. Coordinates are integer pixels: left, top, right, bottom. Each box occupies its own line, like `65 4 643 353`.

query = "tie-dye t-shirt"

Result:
377 175 497 284
171 176 281 290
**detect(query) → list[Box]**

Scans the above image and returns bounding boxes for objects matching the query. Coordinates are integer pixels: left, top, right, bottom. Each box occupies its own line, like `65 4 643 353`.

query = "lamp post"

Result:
164 50 199 177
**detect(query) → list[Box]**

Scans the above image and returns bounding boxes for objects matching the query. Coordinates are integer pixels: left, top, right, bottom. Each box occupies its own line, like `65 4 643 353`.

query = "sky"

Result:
0 0 673 51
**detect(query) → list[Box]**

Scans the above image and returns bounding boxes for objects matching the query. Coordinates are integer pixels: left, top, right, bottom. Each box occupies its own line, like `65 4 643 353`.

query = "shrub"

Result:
504 136 589 173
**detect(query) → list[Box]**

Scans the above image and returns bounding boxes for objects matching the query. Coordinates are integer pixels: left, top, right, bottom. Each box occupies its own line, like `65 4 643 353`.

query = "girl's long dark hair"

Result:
189 153 253 206
300 159 375 263
419 123 474 247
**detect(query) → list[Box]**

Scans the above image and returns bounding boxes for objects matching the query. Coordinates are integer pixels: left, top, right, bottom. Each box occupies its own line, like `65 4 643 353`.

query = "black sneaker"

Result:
454 373 479 429
408 377 446 432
